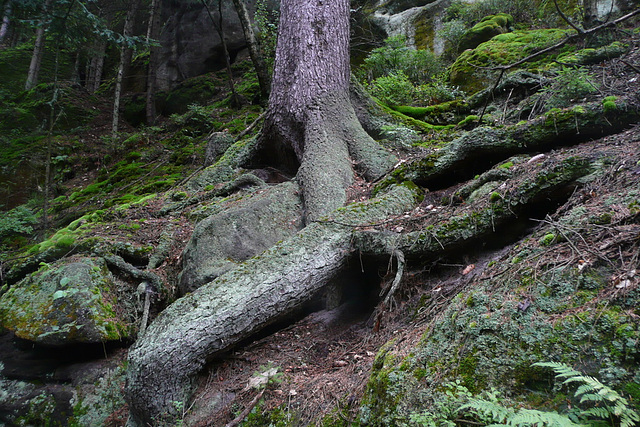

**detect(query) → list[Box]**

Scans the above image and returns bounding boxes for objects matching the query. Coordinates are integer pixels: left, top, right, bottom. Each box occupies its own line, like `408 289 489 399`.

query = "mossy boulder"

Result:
459 13 514 51
449 28 571 94
0 257 135 345
178 181 304 294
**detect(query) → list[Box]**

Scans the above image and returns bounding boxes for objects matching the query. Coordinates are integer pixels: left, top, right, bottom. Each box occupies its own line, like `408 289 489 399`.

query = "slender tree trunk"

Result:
112 0 140 136
0 0 12 44
145 0 161 125
201 0 241 107
258 0 396 222
25 0 52 91
86 40 106 93
231 0 270 100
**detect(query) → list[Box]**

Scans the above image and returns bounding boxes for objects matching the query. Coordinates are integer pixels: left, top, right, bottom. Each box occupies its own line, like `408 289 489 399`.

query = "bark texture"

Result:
112 0 140 136
25 0 51 91
231 0 270 99
258 0 396 222
0 0 11 43
125 184 421 425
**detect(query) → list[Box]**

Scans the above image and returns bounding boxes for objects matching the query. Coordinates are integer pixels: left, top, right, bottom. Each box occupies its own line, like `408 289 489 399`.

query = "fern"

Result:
460 398 582 426
460 398 512 424
533 362 640 427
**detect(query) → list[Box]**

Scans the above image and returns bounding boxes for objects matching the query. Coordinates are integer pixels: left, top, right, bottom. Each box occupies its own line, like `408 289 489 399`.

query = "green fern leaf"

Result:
620 409 640 427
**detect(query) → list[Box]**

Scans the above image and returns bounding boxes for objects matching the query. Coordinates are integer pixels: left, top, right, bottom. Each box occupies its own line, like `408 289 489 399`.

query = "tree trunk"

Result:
86 40 106 93
257 0 396 223
0 0 12 44
25 0 52 91
231 0 270 100
145 0 161 125
124 184 420 426
112 0 140 136
201 0 241 107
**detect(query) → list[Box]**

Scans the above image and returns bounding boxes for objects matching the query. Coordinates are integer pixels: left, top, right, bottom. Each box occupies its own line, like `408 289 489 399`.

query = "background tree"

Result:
25 0 52 90
231 0 270 100
0 0 12 44
111 0 141 136
145 0 161 124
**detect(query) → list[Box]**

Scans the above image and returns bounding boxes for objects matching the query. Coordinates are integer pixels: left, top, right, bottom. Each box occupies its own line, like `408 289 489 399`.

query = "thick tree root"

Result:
380 95 640 190
124 184 421 426
356 155 594 258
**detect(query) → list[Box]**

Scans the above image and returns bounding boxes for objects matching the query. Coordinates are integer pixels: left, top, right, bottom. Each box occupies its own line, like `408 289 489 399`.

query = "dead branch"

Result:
553 0 584 35
224 388 266 427
382 250 405 309
491 8 640 72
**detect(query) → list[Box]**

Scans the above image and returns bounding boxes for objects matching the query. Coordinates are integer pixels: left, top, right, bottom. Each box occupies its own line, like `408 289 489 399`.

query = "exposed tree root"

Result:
125 184 421 425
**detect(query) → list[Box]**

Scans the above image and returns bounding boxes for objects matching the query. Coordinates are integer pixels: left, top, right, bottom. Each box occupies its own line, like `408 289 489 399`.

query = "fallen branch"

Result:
224 388 266 427
490 8 640 72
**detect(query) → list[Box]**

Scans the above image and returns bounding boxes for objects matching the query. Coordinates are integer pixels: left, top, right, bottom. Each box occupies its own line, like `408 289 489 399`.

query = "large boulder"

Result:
0 257 136 345
178 181 304 294
156 0 279 91
458 13 513 51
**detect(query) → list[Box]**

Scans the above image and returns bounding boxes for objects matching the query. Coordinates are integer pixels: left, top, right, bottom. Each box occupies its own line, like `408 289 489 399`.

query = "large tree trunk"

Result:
124 184 421 426
231 0 270 100
25 0 52 91
257 0 396 223
112 0 140 136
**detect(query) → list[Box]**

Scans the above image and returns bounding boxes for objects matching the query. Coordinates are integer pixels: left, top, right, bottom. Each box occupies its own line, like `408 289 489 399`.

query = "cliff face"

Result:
155 0 278 91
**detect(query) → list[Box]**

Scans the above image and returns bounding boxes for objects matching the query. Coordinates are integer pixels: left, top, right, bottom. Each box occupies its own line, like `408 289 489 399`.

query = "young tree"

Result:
112 0 141 136
145 0 161 124
231 0 270 100
25 0 52 90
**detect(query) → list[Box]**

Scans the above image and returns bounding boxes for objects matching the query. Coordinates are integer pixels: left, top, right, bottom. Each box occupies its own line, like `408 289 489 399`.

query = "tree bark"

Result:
124 184 421 425
0 0 12 44
112 0 140 136
231 0 270 100
25 0 52 91
145 0 161 125
86 40 107 93
257 0 397 223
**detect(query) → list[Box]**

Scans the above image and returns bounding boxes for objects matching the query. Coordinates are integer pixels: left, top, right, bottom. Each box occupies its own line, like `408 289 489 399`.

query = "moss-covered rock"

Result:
178 181 304 294
0 257 135 345
459 13 514 51
449 28 572 94
556 40 629 65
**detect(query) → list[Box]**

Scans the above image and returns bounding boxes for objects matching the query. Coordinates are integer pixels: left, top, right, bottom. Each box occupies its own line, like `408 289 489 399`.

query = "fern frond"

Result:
508 408 582 426
581 407 610 419
620 409 640 427
460 398 511 423
533 362 582 379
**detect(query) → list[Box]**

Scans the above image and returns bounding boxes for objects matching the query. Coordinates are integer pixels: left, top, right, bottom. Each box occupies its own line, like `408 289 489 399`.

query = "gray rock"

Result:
178 181 304 294
0 257 136 345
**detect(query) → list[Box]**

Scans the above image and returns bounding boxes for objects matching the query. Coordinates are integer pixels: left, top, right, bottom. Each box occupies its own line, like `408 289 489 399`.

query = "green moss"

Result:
449 28 572 93
539 233 556 246
602 95 618 113
459 13 514 51
556 41 628 66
